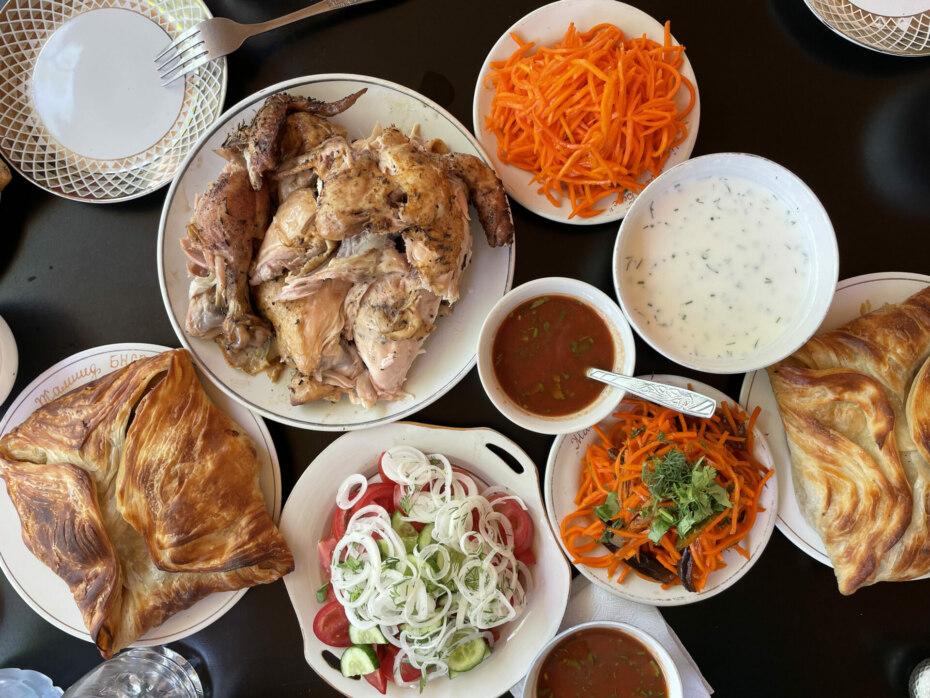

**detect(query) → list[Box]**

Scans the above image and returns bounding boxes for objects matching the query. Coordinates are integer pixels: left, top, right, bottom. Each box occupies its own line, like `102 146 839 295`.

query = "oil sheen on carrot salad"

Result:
536 627 668 698
491 294 614 416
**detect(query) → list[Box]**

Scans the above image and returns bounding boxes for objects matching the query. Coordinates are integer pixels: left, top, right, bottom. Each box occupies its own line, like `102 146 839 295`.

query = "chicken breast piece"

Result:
352 273 441 401
249 188 336 285
277 231 409 302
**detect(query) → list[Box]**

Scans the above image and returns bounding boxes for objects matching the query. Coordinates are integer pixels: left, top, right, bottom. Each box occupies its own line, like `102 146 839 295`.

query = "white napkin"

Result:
509 576 713 697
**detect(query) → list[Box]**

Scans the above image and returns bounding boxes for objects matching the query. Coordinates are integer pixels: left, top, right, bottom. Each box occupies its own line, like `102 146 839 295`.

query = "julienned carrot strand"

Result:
484 21 693 218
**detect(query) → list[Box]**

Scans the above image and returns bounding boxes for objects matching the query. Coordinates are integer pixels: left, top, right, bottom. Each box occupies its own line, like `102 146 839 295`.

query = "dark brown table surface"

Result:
2 0 930 696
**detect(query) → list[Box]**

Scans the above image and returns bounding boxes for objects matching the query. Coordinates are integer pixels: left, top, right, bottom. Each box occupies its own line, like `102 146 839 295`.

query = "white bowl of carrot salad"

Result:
473 0 700 225
544 375 778 606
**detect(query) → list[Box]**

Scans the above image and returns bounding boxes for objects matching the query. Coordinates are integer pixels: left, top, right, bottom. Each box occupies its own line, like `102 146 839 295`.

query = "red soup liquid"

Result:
492 295 615 417
536 627 669 698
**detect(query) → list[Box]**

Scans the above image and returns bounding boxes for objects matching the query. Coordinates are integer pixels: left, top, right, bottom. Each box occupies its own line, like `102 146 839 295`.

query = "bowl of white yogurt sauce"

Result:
613 152 838 374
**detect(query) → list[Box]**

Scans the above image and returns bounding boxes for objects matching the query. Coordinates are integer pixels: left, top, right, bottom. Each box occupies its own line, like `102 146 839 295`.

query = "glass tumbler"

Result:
61 647 203 698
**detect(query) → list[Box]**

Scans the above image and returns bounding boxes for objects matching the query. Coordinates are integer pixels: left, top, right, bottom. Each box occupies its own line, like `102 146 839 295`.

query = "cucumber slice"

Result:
404 620 442 638
446 638 490 673
417 522 435 549
391 510 419 553
340 644 380 677
348 625 387 645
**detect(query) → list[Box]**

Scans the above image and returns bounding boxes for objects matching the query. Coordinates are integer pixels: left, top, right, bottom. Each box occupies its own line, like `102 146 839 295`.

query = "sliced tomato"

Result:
516 547 537 567
351 482 396 517
364 663 388 694
377 451 398 485
392 483 407 513
489 494 535 554
317 537 338 576
331 506 350 541
383 644 421 683
312 600 352 647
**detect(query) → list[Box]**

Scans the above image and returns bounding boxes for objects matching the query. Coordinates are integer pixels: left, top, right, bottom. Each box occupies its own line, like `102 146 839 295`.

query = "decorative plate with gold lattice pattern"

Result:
0 0 227 202
804 0 930 56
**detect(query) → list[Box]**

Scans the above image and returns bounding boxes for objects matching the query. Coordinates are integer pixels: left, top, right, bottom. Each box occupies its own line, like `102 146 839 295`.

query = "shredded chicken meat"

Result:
182 90 514 407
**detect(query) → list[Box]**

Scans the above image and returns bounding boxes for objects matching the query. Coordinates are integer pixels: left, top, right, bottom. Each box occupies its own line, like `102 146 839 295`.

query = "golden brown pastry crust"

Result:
0 349 294 656
767 286 930 594
0 460 123 656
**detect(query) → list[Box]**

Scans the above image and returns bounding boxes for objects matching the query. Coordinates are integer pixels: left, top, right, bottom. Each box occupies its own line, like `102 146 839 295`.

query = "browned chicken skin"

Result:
227 90 366 190
444 152 515 247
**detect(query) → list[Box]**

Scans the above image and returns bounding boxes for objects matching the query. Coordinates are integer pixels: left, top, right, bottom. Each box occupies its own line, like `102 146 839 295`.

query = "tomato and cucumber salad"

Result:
313 446 536 692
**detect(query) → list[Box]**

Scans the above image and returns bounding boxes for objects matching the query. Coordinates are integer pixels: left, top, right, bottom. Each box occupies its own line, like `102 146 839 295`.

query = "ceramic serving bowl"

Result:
477 277 636 435
472 0 700 225
279 422 572 697
521 620 683 698
613 152 838 374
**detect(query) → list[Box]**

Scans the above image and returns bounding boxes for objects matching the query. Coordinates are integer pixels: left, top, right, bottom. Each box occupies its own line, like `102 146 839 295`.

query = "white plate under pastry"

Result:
0 0 226 202
740 271 930 566
279 422 571 697
803 0 930 56
546 375 778 606
472 0 700 225
158 74 515 431
0 343 282 646
0 315 17 406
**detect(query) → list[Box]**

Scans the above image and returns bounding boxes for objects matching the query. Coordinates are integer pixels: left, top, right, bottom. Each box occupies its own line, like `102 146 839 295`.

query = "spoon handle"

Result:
584 368 717 418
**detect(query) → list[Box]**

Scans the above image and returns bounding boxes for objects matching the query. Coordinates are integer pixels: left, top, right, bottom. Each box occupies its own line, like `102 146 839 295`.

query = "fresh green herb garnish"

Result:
463 566 481 592
316 582 330 602
337 557 364 573
399 489 413 516
593 491 620 522
640 447 731 544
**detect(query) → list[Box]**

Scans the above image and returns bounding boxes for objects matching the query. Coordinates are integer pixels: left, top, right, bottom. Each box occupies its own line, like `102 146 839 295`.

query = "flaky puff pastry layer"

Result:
768 286 930 594
0 349 293 657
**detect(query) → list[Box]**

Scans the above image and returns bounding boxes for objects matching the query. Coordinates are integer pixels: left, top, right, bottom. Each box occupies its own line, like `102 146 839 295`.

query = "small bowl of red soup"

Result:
478 277 636 435
523 621 683 698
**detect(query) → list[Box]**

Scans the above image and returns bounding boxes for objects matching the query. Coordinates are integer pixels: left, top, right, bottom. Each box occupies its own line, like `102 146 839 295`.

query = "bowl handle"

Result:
471 427 540 484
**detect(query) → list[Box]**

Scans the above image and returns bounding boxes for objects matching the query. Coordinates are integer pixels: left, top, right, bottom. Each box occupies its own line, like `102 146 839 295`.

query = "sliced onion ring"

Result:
335 473 368 509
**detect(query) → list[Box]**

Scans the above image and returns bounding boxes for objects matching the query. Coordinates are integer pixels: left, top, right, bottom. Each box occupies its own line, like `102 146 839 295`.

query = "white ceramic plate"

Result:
0 0 226 202
0 315 17 405
472 0 700 225
279 422 571 697
0 343 282 646
803 0 930 56
740 271 930 566
158 74 515 431
546 375 778 606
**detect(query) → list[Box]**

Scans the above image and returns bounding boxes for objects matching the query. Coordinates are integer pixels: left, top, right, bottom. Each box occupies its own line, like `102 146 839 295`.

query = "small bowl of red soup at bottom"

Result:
522 621 683 698
478 277 636 435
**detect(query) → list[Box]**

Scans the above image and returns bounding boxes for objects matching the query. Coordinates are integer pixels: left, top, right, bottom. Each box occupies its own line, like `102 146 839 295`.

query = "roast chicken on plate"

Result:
182 90 514 408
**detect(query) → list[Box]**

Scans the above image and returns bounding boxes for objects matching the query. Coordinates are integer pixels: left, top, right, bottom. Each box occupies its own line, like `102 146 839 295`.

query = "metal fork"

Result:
155 0 378 86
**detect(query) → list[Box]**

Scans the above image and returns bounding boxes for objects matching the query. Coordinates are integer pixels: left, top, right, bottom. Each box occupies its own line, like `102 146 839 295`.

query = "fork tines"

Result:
155 21 209 86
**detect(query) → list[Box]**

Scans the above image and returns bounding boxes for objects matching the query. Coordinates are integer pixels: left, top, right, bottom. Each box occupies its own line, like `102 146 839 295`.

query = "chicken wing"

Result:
226 90 366 190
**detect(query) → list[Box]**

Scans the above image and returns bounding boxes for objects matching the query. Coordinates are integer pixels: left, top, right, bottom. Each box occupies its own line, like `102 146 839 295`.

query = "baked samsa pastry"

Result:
767 286 930 594
0 349 294 656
